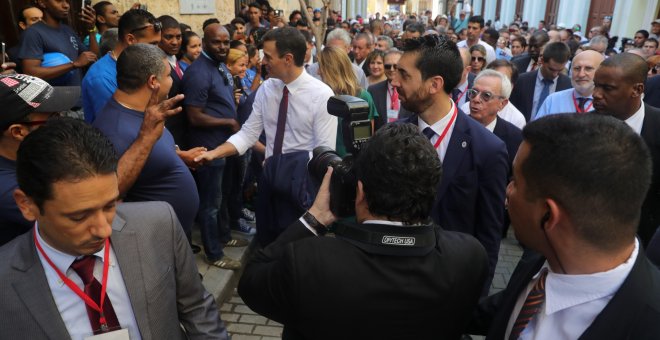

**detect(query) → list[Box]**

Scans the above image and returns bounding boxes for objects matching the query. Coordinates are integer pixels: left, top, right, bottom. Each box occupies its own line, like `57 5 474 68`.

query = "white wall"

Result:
611 0 659 40
522 0 547 28
555 0 590 30
499 0 517 26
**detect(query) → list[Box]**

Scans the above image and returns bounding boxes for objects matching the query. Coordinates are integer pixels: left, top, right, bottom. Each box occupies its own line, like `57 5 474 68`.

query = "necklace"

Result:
115 98 143 111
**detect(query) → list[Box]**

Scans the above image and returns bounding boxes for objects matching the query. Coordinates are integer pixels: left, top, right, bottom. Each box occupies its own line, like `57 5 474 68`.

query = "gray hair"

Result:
474 69 512 99
116 43 167 93
376 35 394 49
589 35 609 47
385 49 403 58
99 28 118 56
326 29 352 49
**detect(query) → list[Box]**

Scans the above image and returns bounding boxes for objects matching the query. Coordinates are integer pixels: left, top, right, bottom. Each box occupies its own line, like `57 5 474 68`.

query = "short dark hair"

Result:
521 114 651 250
157 15 179 31
18 4 39 24
645 38 659 48
469 15 485 28
231 17 246 26
16 118 118 211
406 22 425 35
487 59 519 84
601 52 648 84
92 1 112 28
636 29 649 39
484 28 499 40
355 123 442 224
230 39 245 49
299 29 313 44
118 9 158 40
401 35 463 94
202 18 220 31
541 41 571 64
178 31 199 59
116 43 167 93
511 35 527 49
289 10 302 22
262 27 306 66
248 2 261 10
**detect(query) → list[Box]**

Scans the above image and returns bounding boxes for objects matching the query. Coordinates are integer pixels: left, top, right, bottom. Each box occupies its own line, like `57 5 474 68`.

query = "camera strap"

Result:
333 222 437 257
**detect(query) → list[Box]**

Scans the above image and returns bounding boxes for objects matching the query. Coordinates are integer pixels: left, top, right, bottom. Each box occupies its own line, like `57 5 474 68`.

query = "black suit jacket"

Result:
469 249 660 339
492 118 523 176
510 53 533 74
509 70 572 122
238 220 489 340
368 80 414 130
165 64 188 147
639 104 660 247
402 113 509 292
644 75 660 109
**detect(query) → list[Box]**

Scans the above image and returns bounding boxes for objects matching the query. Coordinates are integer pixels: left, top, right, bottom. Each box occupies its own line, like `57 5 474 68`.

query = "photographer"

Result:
238 123 488 340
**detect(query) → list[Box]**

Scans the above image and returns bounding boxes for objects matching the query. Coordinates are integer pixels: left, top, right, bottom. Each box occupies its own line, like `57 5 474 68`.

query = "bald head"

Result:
203 23 230 62
571 50 605 96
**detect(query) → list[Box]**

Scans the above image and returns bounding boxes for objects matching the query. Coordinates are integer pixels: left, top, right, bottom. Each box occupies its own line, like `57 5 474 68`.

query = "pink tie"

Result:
391 87 399 110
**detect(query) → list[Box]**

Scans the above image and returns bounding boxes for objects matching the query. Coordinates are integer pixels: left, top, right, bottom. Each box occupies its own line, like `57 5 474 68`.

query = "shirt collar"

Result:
625 103 645 135
279 70 308 96
485 117 497 132
35 222 113 286
543 238 639 315
456 80 468 92
418 99 457 134
166 54 177 66
363 220 405 226
536 69 558 83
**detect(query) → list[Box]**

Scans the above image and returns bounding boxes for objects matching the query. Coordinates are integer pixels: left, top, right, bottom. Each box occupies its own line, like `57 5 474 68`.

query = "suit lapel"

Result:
109 213 152 338
437 112 472 198
11 230 71 339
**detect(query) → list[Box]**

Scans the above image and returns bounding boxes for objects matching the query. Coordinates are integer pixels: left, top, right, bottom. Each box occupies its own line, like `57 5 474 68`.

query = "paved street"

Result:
218 232 523 339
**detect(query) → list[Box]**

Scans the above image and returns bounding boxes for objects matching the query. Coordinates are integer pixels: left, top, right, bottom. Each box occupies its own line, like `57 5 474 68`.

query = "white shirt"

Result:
457 39 497 64
505 239 639 340
35 224 141 340
418 100 457 162
531 71 559 120
625 103 645 135
484 117 497 132
461 101 526 130
227 70 337 158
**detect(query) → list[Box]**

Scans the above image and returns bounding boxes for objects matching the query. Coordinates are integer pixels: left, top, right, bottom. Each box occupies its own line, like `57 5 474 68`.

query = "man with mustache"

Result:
534 50 604 119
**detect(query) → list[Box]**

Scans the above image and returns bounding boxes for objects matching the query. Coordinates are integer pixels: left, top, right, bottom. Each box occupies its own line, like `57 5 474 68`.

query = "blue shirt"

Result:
82 53 117 123
0 156 31 246
534 88 594 120
17 21 86 88
181 54 237 149
92 99 199 231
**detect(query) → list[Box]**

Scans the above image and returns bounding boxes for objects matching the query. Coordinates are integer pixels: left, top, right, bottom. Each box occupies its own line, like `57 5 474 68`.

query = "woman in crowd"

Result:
469 44 487 75
366 50 387 85
243 44 262 94
178 31 202 71
226 48 249 105
317 47 378 156
510 35 527 56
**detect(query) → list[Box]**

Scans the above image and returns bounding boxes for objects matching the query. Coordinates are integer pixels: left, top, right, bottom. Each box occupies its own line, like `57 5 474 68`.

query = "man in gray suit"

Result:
0 117 228 339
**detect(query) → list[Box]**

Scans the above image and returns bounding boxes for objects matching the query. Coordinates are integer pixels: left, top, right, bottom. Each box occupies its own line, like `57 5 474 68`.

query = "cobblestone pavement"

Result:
219 232 523 339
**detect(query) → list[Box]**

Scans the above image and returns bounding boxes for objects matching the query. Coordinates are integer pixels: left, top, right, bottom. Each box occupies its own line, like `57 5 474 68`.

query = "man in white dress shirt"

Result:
456 15 496 64
535 50 604 120
196 27 337 246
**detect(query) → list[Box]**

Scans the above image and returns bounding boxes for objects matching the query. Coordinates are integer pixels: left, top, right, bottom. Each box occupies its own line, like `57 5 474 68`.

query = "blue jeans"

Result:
195 158 231 261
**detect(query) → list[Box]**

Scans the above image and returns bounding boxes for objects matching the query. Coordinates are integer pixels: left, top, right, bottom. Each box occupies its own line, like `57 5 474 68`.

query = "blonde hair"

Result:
226 48 248 66
317 46 361 96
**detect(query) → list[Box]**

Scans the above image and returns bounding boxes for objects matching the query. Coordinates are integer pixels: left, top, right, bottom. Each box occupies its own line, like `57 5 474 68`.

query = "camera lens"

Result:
309 146 343 183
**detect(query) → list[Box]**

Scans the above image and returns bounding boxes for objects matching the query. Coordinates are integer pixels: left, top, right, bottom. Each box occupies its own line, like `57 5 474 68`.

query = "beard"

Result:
400 86 434 114
571 79 595 96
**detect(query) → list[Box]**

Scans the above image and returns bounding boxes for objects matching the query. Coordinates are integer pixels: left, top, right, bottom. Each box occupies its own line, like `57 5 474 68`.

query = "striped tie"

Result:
509 269 548 340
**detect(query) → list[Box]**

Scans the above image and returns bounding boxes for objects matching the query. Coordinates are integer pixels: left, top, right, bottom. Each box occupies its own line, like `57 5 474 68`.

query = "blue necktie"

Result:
535 79 553 117
422 127 435 140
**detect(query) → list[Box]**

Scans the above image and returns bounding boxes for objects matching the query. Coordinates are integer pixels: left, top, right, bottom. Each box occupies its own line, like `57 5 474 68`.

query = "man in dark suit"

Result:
453 47 476 109
469 114 660 339
393 35 509 295
644 71 660 108
593 53 660 248
158 15 188 148
509 42 572 121
510 30 549 74
238 123 489 340
1 118 228 339
368 50 413 130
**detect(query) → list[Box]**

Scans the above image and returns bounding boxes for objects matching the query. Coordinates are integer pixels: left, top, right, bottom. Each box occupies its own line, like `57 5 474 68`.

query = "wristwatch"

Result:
302 210 328 235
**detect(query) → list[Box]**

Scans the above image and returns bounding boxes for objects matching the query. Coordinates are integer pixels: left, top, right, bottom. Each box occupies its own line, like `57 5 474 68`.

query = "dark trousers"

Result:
195 158 231 261
221 155 248 229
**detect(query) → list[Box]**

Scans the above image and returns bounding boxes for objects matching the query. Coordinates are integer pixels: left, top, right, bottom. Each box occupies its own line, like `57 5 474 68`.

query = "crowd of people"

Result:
0 0 660 339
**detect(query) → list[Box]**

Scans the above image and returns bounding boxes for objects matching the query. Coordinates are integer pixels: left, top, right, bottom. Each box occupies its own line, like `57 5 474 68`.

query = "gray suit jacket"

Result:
0 201 227 340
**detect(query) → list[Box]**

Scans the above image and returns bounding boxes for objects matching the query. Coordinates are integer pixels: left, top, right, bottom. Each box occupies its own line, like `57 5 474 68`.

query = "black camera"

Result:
308 95 372 217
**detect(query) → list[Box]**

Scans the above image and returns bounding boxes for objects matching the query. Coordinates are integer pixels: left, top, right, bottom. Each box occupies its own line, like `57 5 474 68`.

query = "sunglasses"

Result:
467 89 504 102
130 21 162 34
471 56 485 62
384 64 397 70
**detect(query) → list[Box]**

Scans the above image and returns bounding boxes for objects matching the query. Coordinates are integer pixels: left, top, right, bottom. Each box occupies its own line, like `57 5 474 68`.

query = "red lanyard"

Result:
432 104 458 149
572 92 593 113
454 86 467 104
34 228 112 329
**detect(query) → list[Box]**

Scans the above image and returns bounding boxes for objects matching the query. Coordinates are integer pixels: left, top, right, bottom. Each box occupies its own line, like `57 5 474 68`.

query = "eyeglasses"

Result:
471 56 485 62
467 89 505 102
130 21 162 34
652 65 659 75
384 64 397 70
